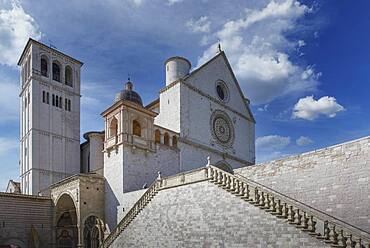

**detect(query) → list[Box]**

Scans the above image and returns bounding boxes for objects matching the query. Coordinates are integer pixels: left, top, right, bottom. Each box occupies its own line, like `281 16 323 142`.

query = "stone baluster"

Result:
306 215 316 234
268 196 277 213
221 173 227 187
298 211 308 229
229 176 235 192
263 193 270 209
337 230 347 247
243 184 250 200
321 221 330 241
287 206 295 223
273 199 283 216
293 209 302 226
346 234 355 248
354 238 362 248
252 188 260 205
280 202 288 219
233 180 241 194
328 224 339 245
217 170 223 184
258 191 265 207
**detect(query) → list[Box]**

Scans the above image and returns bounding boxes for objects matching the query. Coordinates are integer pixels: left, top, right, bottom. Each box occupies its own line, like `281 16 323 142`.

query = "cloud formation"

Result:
256 135 291 151
197 0 319 104
0 0 41 66
0 81 19 123
292 96 345 120
296 136 313 146
186 16 211 33
0 137 18 155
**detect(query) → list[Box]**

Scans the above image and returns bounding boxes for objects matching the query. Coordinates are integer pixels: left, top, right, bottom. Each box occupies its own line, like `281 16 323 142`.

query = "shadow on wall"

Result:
105 181 120 232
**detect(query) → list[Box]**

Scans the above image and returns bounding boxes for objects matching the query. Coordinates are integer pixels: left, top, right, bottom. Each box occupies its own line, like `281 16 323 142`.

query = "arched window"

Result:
133 120 141 137
109 117 118 137
215 161 234 174
154 130 161 144
41 57 48 77
172 136 178 147
164 132 169 146
52 61 61 82
65 66 73 87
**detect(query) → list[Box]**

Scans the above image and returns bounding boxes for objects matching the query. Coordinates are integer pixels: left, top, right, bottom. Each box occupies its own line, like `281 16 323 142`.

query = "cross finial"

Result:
218 43 222 53
128 73 131 82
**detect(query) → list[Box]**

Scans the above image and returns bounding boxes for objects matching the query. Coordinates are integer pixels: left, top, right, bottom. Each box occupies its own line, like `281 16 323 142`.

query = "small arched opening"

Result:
83 215 104 248
172 136 178 147
41 56 48 77
154 130 161 144
65 66 73 87
52 61 61 82
55 194 77 248
109 117 118 137
133 120 141 137
164 132 169 146
215 161 234 174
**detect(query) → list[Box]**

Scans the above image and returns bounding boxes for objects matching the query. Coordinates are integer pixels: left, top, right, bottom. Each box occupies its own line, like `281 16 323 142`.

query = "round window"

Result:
215 81 229 102
210 110 234 147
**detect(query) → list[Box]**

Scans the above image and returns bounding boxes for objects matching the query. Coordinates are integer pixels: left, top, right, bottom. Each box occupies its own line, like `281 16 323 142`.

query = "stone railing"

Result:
207 165 370 248
102 165 370 248
102 180 161 248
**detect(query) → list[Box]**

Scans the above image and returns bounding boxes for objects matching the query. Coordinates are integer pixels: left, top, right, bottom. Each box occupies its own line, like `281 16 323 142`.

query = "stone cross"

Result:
157 171 162 180
206 156 211 167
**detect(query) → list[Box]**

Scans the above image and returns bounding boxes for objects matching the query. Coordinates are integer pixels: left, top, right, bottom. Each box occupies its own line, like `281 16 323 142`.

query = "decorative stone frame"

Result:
210 109 235 147
215 80 230 103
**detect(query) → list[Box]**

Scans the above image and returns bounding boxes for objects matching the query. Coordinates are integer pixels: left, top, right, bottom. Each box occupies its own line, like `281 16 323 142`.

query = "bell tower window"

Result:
52 61 61 82
109 117 118 137
41 57 48 77
65 66 73 87
133 120 141 137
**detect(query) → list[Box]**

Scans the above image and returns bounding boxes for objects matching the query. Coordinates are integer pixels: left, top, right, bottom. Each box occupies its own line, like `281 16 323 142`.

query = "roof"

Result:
145 98 159 109
17 38 84 66
184 51 256 123
6 180 21 194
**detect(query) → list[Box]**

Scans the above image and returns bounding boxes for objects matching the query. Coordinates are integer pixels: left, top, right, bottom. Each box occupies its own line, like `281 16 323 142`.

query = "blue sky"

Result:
0 0 369 190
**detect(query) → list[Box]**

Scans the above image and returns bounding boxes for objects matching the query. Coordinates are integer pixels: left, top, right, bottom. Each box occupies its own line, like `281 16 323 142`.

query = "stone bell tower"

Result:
17 38 83 195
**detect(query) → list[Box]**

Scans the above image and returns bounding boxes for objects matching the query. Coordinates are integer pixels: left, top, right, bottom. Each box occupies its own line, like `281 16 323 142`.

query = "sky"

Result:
0 0 369 190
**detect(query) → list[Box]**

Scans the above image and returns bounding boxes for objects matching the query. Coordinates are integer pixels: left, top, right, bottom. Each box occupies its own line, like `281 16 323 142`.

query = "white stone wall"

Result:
104 143 180 230
236 136 370 232
154 83 181 133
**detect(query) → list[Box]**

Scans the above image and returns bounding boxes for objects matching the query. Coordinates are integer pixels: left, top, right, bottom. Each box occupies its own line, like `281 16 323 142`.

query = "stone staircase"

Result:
102 165 370 248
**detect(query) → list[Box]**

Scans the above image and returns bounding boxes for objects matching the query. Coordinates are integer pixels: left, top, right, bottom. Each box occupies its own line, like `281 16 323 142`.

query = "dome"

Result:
115 81 143 106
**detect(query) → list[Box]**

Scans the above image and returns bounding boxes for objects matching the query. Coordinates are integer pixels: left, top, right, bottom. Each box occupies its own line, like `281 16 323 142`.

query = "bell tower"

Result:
17 38 83 195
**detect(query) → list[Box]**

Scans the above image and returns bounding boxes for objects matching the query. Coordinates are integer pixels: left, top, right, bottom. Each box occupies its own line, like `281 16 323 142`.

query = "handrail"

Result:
102 180 160 247
206 165 370 246
235 172 370 238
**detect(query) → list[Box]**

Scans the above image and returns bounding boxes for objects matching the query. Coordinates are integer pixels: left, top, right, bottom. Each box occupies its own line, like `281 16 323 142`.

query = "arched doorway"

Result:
215 161 234 174
55 194 77 248
83 216 104 248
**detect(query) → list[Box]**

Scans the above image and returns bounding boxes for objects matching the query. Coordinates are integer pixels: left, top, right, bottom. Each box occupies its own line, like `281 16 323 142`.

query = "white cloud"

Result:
256 135 291 151
167 0 183 5
186 16 211 33
296 136 313 146
0 137 18 155
196 0 319 104
0 82 19 123
297 40 305 47
292 95 345 120
0 0 42 66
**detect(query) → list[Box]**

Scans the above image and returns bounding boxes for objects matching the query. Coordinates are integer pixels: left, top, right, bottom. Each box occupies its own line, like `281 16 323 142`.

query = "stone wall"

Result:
236 136 370 232
110 181 330 247
0 193 53 247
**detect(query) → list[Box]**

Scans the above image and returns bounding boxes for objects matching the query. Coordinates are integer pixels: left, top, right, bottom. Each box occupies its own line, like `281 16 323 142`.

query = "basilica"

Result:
0 38 369 248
